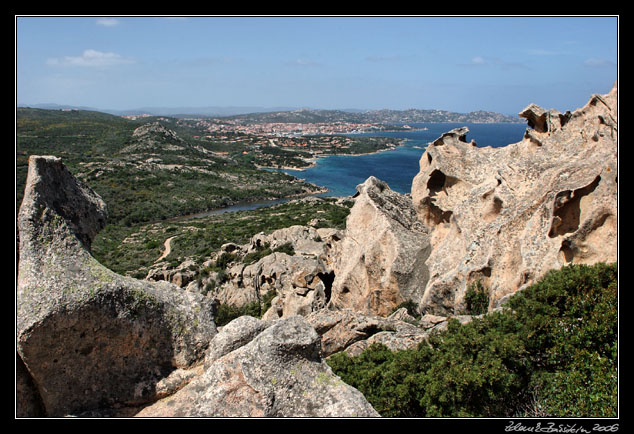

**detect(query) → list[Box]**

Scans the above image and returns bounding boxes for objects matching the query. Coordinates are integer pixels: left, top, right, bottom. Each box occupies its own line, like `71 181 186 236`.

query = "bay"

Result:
283 122 528 197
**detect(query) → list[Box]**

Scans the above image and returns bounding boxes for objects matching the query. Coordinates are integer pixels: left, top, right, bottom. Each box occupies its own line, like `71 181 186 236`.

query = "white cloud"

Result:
47 49 134 68
285 58 321 67
583 58 616 68
461 55 529 71
96 18 120 27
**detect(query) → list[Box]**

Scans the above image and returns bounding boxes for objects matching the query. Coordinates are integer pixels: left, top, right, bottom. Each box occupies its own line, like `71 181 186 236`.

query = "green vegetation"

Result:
16 108 356 280
328 263 618 418
16 108 324 225
91 197 351 277
391 300 420 319
242 242 295 266
463 280 490 315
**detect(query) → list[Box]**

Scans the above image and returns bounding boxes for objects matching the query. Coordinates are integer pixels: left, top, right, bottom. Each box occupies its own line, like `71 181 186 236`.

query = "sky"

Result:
15 15 618 115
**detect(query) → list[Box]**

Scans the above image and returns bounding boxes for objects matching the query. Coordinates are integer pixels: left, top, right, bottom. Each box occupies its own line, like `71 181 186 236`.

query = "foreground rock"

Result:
16 156 217 417
16 156 381 418
328 177 431 316
136 316 380 417
411 82 618 314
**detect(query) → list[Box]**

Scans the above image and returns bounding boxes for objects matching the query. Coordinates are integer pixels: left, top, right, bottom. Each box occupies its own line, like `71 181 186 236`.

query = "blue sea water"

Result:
283 122 528 197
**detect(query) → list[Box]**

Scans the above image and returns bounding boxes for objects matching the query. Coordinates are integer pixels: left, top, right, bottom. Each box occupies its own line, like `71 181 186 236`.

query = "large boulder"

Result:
328 177 431 316
16 156 217 417
135 316 380 417
411 83 618 315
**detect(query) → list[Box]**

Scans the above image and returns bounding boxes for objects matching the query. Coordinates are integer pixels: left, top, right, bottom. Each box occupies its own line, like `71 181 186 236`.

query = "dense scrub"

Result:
328 263 618 417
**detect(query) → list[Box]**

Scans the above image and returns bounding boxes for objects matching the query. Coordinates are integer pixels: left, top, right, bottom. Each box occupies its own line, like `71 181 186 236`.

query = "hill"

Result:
16 108 326 226
220 107 522 124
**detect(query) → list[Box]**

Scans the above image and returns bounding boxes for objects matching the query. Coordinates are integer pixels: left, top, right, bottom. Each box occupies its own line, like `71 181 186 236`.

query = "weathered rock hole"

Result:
317 271 335 304
491 196 503 215
427 169 446 196
559 240 575 264
421 197 452 226
548 175 601 238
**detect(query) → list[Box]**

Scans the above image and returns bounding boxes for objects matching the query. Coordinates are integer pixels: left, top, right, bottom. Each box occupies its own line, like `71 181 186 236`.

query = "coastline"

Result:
164 185 331 222
255 139 406 172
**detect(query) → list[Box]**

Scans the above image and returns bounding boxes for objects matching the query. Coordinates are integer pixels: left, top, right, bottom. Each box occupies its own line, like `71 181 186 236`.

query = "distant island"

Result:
217 107 522 124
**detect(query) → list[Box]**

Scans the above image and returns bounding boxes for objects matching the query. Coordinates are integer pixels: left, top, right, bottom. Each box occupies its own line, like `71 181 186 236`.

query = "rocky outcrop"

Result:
135 315 380 417
153 225 341 320
16 156 380 417
411 82 618 315
250 224 336 258
328 177 431 316
16 156 218 416
16 83 617 418
305 308 432 358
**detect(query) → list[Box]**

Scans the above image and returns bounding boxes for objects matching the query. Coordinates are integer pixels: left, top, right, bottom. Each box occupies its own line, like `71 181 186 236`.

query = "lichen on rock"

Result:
16 156 217 417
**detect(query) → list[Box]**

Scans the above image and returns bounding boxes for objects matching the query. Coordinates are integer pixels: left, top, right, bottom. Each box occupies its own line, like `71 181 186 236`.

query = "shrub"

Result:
463 280 489 315
214 289 278 327
242 245 272 265
214 252 237 270
328 263 618 418
391 300 420 319
272 242 295 256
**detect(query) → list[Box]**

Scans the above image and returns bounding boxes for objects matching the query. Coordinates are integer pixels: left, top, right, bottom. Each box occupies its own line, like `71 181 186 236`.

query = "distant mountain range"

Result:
17 103 523 123
17 103 302 117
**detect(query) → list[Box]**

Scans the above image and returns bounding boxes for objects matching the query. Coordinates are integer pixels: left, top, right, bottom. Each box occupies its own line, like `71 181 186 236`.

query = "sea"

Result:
283 122 528 197
188 122 527 219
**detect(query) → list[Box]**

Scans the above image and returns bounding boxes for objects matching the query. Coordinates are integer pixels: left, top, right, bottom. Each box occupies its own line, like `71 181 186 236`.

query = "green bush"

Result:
391 300 420 319
463 280 489 315
328 263 618 418
242 243 273 265
214 252 237 270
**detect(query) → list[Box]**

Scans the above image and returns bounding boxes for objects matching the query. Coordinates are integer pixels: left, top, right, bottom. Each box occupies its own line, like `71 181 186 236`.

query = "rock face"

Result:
411 83 618 315
16 156 218 417
328 177 431 316
135 315 380 417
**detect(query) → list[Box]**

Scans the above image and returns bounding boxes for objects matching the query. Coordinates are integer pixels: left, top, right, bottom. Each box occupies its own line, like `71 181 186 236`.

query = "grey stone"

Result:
16 156 217 417
136 316 380 417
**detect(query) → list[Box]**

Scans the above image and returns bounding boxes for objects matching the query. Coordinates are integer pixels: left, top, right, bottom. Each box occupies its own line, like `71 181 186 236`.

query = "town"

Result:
158 116 408 169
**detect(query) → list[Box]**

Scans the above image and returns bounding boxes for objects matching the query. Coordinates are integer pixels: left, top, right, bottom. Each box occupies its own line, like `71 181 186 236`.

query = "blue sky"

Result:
16 16 618 115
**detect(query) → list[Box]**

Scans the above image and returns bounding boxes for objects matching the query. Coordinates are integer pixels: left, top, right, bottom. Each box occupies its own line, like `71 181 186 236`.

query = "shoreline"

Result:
163 185 331 222
257 139 406 172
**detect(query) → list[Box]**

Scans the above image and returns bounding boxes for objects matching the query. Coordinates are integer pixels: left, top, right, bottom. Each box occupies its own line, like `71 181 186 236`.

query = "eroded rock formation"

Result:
411 82 617 314
328 177 431 316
